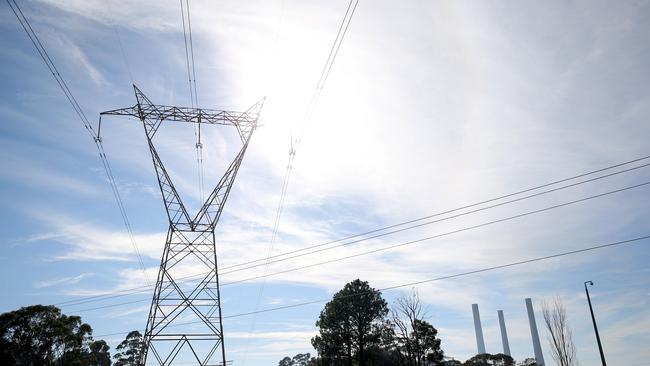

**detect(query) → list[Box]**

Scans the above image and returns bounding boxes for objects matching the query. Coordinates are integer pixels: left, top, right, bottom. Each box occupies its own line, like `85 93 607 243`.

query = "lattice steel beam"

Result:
101 85 263 366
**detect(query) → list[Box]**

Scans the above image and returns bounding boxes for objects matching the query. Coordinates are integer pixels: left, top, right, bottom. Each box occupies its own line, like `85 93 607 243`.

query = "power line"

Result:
52 156 649 307
7 0 151 286
229 234 650 318
265 0 361 269
91 234 650 339
104 0 135 85
241 1 361 358
217 181 650 287
180 0 196 108
221 155 650 271
179 0 206 203
267 0 360 223
60 179 650 311
299 0 360 139
217 162 650 276
7 0 95 139
186 0 198 107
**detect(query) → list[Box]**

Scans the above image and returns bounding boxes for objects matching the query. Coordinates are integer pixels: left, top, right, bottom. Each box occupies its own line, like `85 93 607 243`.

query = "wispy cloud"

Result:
3 1 650 365
33 273 92 289
23 211 165 262
60 36 107 86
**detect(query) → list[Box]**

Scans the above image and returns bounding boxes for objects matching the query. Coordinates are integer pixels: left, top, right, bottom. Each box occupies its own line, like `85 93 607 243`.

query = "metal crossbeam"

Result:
101 85 263 366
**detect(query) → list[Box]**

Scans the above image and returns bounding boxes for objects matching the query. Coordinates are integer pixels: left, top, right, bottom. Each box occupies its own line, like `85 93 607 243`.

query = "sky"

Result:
1 0 650 365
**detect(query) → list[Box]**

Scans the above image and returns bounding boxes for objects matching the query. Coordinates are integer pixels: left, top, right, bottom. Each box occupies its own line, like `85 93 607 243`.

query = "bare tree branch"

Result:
541 297 579 366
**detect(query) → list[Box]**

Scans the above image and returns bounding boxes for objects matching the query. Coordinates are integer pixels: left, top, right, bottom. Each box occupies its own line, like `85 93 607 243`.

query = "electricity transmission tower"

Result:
101 85 263 366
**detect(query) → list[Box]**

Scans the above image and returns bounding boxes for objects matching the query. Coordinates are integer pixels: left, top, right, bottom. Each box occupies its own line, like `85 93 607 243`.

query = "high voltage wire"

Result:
57 165 650 309
242 0 361 358
265 0 361 275
298 0 359 139
222 154 650 271
218 180 650 287
52 156 650 307
91 234 650 339
218 162 650 276
58 178 650 310
268 0 360 229
104 0 135 85
180 0 197 108
6 0 151 286
179 0 206 202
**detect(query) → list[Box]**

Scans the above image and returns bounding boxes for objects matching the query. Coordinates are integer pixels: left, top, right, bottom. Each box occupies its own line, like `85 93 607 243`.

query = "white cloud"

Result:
4 0 650 365
33 273 92 289
23 211 165 262
60 36 107 86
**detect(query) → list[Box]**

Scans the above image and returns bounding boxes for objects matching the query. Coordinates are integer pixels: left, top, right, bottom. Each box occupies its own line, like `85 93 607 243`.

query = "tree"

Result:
443 360 463 366
515 359 540 366
311 279 390 366
86 340 111 366
391 291 444 365
463 353 514 366
0 305 94 366
541 297 578 366
113 331 143 366
279 353 314 366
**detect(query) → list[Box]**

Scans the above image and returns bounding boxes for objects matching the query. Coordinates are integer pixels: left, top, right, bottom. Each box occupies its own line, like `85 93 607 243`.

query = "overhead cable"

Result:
91 233 650 339
7 0 150 285
59 178 650 309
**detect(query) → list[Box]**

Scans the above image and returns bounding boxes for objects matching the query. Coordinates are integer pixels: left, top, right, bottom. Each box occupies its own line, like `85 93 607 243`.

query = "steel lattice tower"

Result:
102 85 263 366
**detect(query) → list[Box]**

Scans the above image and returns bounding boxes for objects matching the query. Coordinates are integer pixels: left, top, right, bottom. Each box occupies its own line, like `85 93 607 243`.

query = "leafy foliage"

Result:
515 359 540 366
443 360 463 366
463 353 515 366
113 330 143 366
279 352 315 366
87 340 111 366
311 279 390 366
0 305 96 366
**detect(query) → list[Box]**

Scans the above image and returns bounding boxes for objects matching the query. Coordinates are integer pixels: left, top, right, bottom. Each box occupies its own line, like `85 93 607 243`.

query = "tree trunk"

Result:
358 336 364 366
347 327 352 366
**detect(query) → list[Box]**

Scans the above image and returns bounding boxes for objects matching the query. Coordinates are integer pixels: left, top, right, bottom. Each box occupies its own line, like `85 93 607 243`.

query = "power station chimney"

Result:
472 304 486 354
497 310 511 356
525 298 545 365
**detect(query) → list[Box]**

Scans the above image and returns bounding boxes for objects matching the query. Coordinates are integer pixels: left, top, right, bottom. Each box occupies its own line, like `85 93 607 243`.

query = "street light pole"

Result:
585 281 607 366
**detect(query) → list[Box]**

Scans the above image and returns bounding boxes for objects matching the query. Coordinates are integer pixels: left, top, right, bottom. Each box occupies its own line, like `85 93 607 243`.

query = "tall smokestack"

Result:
472 304 486 354
525 298 545 365
497 310 511 356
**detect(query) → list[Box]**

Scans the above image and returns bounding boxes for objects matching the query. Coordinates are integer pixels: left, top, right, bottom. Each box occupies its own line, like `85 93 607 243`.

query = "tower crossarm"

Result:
101 105 258 127
100 86 264 143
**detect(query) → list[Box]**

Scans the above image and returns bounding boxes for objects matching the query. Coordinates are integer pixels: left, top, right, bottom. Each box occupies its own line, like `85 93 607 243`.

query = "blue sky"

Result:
1 0 650 365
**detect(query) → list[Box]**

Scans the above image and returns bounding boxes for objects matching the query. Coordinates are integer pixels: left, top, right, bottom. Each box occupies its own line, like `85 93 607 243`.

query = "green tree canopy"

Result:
113 331 143 366
463 353 514 366
278 352 314 366
0 305 95 366
311 279 390 366
87 340 111 366
412 319 443 365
